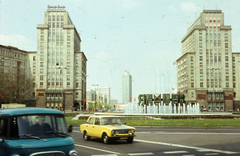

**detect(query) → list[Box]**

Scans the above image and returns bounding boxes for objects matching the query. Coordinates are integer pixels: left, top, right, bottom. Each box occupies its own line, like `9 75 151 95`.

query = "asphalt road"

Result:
70 126 240 156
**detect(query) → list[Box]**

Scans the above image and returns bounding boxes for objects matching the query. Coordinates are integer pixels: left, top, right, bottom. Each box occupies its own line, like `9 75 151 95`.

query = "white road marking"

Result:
163 151 188 154
135 139 239 154
182 155 195 156
74 144 120 155
128 152 154 155
91 154 118 156
136 132 240 135
205 153 219 155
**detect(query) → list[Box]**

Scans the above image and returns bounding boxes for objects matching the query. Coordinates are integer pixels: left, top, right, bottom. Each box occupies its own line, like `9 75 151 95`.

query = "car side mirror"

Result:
68 125 73 133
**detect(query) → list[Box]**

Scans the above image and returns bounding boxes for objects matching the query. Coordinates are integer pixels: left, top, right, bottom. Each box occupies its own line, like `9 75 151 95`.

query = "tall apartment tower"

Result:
35 6 87 111
122 71 132 103
175 10 236 111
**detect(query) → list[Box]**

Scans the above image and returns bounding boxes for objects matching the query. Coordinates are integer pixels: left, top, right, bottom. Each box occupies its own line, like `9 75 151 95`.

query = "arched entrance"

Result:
74 103 80 111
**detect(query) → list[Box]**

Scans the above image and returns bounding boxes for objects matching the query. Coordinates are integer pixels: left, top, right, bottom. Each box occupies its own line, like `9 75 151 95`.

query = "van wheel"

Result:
102 133 109 144
127 137 133 143
83 131 90 141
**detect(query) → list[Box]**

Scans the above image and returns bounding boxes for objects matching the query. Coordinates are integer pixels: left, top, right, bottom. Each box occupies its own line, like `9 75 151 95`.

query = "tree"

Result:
0 71 35 104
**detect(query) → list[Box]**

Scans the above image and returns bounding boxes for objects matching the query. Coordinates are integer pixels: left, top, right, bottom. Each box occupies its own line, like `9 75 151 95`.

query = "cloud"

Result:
0 34 36 51
180 2 199 12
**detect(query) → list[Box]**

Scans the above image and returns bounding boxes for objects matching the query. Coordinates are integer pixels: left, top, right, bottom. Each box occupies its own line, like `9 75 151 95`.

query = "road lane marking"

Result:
91 154 118 156
163 151 188 154
136 132 240 135
128 152 154 155
135 139 239 154
205 153 219 155
74 144 120 155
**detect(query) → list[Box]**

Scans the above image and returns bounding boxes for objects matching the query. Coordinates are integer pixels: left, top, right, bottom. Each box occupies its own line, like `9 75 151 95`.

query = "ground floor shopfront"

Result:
35 89 86 111
185 89 240 112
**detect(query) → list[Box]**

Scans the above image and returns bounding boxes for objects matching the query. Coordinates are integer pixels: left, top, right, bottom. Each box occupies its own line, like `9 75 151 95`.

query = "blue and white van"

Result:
0 107 78 156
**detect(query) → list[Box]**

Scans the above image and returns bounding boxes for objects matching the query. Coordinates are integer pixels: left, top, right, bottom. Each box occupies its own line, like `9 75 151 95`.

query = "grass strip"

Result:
65 116 240 127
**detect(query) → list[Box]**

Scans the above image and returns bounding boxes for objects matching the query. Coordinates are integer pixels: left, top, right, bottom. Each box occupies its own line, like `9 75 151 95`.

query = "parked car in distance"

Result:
80 116 135 144
0 107 78 156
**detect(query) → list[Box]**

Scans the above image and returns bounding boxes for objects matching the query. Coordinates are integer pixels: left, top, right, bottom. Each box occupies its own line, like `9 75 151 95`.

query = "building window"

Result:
191 63 193 68
200 76 203 81
191 92 194 98
200 62 203 67
191 76 194 81
41 35 44 41
226 76 229 81
40 55 44 61
233 76 236 81
200 82 203 87
191 83 194 87
41 42 44 47
200 69 203 74
40 82 43 88
41 29 44 34
225 30 228 35
191 69 194 74
233 57 235 61
33 69 36 74
225 56 228 61
199 36 202 41
40 68 43 74
199 56 203 61
199 49 202 54
33 56 36 61
67 62 70 67
67 29 70 34
67 55 70 60
199 43 202 48
199 30 202 35
67 42 70 47
76 83 78 88
225 43 228 48
226 69 229 74
67 82 70 88
67 75 70 80
40 75 43 80
226 82 229 88
67 69 70 74
225 63 228 68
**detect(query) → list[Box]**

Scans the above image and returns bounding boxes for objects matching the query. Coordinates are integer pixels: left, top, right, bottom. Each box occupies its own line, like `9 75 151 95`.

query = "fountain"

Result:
124 102 200 115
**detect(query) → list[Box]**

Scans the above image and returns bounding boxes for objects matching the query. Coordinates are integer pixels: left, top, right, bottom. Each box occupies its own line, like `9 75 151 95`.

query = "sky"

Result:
1 0 240 103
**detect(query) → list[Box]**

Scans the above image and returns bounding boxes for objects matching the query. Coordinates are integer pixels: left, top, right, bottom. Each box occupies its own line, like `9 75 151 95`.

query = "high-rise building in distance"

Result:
122 71 132 103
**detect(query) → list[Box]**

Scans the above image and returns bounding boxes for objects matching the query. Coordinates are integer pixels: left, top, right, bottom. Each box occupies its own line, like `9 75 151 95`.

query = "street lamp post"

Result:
92 84 98 112
58 67 68 113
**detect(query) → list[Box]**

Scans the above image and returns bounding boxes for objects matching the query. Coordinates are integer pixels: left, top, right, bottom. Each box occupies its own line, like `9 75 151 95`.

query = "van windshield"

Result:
10 115 68 139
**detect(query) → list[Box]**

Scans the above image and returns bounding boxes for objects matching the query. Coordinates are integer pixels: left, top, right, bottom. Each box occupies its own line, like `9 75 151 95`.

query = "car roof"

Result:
0 107 63 117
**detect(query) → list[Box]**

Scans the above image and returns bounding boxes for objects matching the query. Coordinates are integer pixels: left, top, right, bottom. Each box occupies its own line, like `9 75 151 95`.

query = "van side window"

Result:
0 119 8 137
88 118 94 125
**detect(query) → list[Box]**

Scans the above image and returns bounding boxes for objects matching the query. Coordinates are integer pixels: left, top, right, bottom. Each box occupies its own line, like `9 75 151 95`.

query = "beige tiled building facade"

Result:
176 10 239 111
35 6 87 111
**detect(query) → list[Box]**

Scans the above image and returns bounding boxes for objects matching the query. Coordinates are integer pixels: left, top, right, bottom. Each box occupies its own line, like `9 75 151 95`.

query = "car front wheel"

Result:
102 133 109 144
127 137 133 143
83 131 90 141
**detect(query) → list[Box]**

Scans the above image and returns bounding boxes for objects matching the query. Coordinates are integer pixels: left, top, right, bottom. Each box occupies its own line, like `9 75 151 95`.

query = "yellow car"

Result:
80 116 136 144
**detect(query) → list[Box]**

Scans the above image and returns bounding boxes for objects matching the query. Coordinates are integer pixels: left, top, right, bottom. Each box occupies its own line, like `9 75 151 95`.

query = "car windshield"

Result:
10 115 68 139
101 117 124 125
